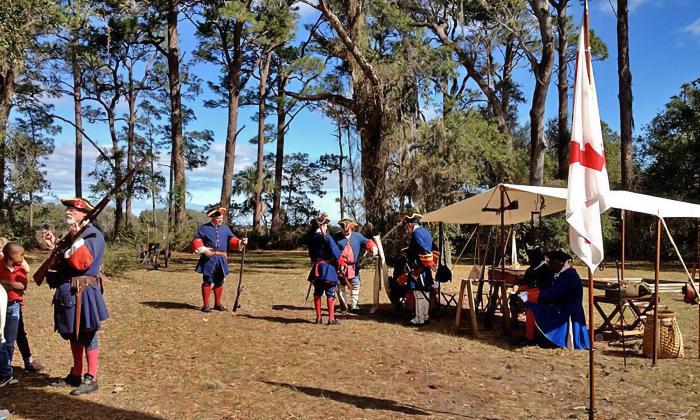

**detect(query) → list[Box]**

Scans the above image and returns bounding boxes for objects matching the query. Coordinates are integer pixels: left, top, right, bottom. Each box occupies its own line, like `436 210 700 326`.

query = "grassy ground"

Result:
2 250 699 419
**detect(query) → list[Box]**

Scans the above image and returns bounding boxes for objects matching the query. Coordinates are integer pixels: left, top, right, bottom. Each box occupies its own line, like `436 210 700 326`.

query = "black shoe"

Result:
201 306 211 313
213 304 227 311
52 373 82 388
327 319 340 325
0 375 15 388
70 374 99 396
25 359 44 373
314 317 323 324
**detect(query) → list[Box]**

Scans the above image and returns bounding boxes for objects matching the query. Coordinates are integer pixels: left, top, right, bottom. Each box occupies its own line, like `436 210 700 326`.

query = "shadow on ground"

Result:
4 371 164 420
140 301 200 311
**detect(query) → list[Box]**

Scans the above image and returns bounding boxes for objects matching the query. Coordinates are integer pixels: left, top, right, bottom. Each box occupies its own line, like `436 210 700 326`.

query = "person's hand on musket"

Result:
239 237 248 250
371 245 379 259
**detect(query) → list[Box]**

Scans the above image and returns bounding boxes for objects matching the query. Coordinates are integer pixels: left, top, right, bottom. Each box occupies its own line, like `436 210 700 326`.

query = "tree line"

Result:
0 0 697 253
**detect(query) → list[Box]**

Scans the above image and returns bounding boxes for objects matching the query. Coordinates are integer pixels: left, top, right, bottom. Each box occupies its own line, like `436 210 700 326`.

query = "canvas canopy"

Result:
422 183 700 225
421 184 567 225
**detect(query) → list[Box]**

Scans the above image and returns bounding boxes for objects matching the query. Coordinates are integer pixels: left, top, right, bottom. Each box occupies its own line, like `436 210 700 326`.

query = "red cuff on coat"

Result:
228 236 241 252
67 245 94 271
192 238 204 252
528 288 540 304
365 240 376 251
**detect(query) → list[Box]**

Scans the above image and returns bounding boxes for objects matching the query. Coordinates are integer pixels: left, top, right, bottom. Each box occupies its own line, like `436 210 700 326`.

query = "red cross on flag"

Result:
566 25 610 272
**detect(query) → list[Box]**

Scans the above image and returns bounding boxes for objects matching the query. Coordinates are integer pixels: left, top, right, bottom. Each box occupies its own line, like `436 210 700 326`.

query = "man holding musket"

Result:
192 207 247 312
41 197 109 395
333 219 378 312
402 213 437 326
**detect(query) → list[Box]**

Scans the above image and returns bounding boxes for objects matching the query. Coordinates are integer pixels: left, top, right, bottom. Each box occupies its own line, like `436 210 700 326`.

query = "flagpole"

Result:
582 2 596 418
588 267 595 419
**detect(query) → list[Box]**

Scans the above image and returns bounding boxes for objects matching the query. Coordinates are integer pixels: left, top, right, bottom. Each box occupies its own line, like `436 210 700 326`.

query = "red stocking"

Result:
201 284 212 307
327 297 336 320
313 296 322 319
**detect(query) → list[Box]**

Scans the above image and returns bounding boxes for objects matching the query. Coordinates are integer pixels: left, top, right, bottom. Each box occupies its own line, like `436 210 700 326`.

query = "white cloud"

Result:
596 0 655 15
682 17 700 37
291 1 319 19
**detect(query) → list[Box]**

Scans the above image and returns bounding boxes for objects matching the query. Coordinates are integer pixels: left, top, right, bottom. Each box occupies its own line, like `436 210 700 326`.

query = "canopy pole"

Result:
475 225 481 265
588 268 595 420
499 186 511 333
653 218 661 366
621 210 626 282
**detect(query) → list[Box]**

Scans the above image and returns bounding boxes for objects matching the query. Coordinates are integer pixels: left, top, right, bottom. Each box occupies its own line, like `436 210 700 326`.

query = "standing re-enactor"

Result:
333 219 378 312
307 214 345 325
41 198 109 395
520 250 590 350
402 213 437 326
192 207 247 313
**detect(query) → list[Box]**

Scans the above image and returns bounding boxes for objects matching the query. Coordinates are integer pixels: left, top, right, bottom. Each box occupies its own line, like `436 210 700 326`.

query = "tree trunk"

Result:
555 1 571 180
219 21 244 221
72 54 83 197
617 0 634 189
253 52 272 234
270 72 286 236
528 0 555 186
125 66 137 229
168 0 186 227
0 67 15 218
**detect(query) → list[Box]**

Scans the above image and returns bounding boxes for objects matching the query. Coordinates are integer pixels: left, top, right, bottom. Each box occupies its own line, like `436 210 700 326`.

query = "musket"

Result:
231 244 247 312
33 158 147 286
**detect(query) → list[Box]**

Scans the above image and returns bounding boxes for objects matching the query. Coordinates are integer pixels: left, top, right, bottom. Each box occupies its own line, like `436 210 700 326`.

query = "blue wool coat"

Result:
527 266 590 350
193 223 239 277
333 231 374 277
406 226 435 291
308 230 342 283
52 224 109 335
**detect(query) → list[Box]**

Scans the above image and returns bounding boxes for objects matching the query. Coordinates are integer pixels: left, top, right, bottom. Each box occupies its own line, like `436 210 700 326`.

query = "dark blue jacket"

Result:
308 230 342 283
527 266 590 350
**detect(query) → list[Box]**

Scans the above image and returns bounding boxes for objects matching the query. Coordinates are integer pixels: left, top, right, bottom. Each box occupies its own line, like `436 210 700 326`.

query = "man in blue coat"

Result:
192 207 247 312
307 213 345 325
41 197 110 395
333 219 378 312
520 250 590 350
402 213 437 326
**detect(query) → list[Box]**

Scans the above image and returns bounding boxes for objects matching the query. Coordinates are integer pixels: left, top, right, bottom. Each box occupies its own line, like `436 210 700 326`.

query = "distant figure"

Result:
333 219 378 312
307 213 345 325
192 207 248 312
520 250 590 350
41 197 110 395
402 213 437 326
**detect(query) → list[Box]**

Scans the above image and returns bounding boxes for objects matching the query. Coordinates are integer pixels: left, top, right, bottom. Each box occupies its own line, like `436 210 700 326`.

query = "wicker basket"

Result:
642 311 684 359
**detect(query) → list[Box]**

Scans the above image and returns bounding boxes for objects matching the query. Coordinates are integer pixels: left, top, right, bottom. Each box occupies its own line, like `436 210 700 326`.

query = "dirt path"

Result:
3 251 699 419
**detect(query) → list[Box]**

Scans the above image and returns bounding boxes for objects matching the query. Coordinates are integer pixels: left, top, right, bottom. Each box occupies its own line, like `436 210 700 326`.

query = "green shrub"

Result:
102 245 137 279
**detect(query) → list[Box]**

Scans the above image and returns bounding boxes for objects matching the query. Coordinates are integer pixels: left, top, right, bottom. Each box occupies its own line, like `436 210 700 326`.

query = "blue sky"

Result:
32 0 700 222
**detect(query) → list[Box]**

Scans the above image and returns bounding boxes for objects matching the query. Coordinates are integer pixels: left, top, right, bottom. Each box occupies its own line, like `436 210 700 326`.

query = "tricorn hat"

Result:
206 207 227 218
401 213 423 225
338 218 358 230
314 213 331 226
546 249 572 262
60 197 94 212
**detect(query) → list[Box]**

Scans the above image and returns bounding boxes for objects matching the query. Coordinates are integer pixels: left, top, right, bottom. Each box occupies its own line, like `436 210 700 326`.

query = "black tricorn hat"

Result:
206 207 227 218
546 250 572 262
401 213 423 224
314 213 331 226
60 197 94 212
338 218 358 229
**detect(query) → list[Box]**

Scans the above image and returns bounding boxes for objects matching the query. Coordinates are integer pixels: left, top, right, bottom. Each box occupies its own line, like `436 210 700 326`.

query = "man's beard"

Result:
66 216 77 226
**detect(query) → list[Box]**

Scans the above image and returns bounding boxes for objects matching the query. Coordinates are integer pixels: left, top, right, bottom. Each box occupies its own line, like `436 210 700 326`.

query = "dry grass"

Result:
2 251 698 419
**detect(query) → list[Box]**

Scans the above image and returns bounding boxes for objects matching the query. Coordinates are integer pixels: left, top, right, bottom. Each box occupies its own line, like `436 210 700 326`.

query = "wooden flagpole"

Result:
582 2 595 418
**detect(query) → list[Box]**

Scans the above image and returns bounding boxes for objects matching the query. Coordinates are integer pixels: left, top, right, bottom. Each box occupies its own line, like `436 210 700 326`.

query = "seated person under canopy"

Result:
520 250 590 350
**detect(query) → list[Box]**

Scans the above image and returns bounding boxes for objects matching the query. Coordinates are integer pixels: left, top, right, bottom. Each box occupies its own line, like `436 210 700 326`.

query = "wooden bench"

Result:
453 266 482 338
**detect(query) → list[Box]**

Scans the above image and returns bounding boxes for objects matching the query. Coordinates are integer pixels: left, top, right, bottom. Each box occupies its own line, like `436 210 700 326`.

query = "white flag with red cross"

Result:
566 26 610 272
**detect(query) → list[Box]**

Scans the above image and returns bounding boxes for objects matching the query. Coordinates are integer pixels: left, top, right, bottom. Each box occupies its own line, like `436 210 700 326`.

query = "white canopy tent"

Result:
423 183 700 224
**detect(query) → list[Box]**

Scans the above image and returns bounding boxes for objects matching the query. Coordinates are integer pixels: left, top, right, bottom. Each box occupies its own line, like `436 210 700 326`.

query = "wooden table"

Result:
593 294 656 337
